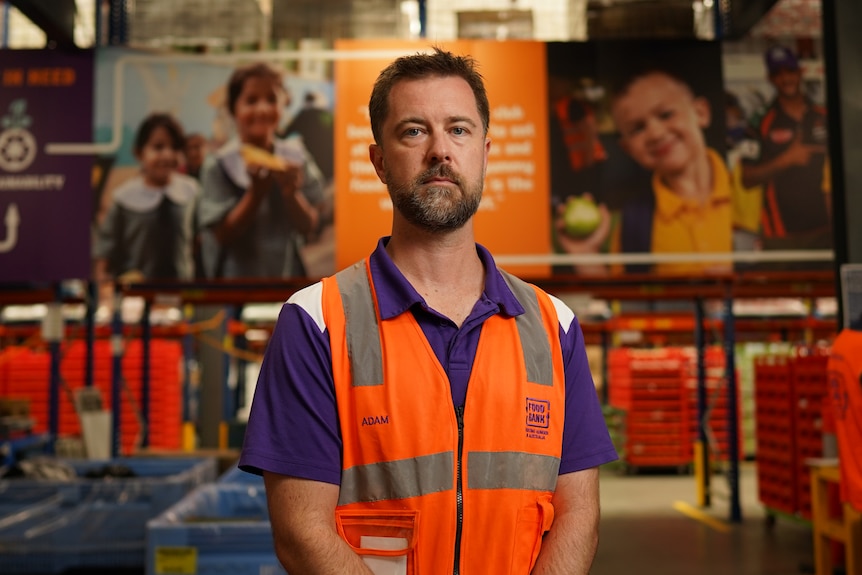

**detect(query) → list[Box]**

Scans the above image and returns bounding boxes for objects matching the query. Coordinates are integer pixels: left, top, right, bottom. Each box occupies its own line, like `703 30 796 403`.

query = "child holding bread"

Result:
197 61 325 279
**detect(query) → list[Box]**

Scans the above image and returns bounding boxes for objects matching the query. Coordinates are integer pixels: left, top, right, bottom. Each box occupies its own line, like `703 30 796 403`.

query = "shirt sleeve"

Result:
822 157 831 194
196 157 241 278
558 314 619 473
298 141 326 206
238 293 343 484
93 200 121 273
197 155 240 230
742 115 767 167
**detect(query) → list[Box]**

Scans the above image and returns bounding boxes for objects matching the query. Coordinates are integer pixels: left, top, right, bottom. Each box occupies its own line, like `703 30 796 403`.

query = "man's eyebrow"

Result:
449 115 478 126
396 116 427 128
393 115 479 132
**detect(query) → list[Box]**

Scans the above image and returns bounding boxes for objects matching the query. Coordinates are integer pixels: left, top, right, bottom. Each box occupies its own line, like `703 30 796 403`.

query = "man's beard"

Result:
387 164 482 233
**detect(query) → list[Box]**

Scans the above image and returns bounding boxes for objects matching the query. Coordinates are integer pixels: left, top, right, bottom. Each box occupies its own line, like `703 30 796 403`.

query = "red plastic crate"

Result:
754 347 832 519
0 339 184 454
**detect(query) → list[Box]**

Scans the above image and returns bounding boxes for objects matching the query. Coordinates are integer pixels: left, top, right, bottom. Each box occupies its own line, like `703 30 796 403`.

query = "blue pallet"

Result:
147 483 285 575
0 456 217 574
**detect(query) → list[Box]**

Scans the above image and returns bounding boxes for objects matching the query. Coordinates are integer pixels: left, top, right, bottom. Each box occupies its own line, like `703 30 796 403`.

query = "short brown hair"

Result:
134 112 185 152
368 47 490 144
225 62 285 116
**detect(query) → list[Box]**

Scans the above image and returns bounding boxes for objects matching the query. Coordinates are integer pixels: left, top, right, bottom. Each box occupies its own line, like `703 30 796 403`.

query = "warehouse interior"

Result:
1 0 861 574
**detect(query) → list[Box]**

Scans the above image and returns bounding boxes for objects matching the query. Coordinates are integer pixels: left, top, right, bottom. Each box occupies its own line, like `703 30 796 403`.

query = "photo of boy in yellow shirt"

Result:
555 64 735 276
611 68 733 275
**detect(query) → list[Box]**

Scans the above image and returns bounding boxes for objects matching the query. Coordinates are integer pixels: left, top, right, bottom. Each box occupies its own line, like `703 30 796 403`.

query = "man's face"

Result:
184 135 206 172
769 67 802 99
369 75 490 233
612 72 710 177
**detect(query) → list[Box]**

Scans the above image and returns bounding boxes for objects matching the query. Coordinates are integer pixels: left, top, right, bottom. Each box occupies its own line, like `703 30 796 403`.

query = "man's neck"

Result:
386 222 486 327
778 94 808 120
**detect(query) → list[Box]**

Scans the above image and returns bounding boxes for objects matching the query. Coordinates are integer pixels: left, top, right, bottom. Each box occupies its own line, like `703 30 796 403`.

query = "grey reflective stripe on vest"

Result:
336 263 554 388
468 451 560 491
336 261 384 386
338 452 455 505
499 270 554 386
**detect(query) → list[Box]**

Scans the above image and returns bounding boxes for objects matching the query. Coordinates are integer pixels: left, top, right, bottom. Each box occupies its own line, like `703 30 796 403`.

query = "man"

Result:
283 91 335 186
741 45 831 252
239 48 617 575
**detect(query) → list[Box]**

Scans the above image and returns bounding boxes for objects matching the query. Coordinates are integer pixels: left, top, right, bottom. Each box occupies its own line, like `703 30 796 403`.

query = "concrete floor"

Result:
42 461 821 575
594 462 817 575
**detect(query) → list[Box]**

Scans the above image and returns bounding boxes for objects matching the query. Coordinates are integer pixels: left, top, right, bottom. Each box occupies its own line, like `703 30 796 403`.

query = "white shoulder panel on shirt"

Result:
548 294 575 335
287 281 326 333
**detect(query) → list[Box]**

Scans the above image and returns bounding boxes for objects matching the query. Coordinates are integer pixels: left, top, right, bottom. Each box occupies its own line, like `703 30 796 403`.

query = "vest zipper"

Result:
453 405 465 575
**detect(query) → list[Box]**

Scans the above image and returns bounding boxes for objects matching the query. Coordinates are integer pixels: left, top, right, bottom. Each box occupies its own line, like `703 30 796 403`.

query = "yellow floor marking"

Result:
673 501 733 533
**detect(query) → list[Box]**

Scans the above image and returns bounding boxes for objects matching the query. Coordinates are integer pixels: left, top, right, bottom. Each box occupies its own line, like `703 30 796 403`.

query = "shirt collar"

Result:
367 237 525 321
112 174 199 212
653 148 731 220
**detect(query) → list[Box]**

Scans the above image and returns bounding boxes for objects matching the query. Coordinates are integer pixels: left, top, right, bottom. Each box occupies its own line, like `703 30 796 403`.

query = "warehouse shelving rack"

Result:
0 269 838 525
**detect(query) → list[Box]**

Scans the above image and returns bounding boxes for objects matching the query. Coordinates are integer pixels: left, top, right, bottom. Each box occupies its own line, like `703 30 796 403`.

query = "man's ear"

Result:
694 96 711 129
369 144 386 184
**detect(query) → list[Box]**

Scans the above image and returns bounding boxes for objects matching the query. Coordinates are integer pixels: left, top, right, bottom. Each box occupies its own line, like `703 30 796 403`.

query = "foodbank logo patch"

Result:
525 398 550 440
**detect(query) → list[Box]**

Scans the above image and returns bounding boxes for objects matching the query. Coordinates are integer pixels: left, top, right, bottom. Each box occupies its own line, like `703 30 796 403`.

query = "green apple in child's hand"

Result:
563 195 602 238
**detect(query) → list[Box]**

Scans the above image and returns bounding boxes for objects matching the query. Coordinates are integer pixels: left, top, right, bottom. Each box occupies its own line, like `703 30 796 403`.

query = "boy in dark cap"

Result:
741 45 831 253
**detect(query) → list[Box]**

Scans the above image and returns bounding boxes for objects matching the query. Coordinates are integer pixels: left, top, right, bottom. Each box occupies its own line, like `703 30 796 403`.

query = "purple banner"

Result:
0 50 94 283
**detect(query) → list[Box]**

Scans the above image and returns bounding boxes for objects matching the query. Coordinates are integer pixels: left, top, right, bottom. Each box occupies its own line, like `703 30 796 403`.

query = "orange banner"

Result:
334 40 550 276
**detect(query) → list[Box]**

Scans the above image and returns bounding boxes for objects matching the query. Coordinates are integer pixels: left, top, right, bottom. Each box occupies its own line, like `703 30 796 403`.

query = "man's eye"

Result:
405 128 421 137
452 127 466 135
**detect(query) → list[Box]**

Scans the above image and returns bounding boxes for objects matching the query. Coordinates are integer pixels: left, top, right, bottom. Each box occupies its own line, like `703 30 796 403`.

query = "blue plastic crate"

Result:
147 483 286 575
0 456 217 574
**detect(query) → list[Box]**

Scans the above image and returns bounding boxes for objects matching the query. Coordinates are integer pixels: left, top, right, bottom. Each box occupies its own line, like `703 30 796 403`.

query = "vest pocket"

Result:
335 509 419 575
510 495 555 574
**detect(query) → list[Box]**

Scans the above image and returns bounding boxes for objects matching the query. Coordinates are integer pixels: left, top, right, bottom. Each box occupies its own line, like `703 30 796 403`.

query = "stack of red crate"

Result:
754 354 797 515
790 350 829 520
754 348 829 519
609 349 691 469
609 346 743 471
0 339 183 454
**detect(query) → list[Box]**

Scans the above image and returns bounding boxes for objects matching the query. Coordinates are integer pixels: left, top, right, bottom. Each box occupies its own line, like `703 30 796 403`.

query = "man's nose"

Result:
427 133 451 163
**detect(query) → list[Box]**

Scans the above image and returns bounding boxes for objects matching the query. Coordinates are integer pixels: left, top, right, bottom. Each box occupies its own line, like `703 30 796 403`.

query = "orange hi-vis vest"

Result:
827 329 862 511
321 260 567 575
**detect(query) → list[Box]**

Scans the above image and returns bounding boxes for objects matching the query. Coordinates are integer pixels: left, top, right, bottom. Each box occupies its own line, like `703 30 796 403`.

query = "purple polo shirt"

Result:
239 238 617 484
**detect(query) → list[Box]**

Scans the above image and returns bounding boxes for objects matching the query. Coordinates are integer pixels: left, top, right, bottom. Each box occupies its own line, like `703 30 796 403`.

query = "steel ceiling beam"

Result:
726 0 782 38
7 0 77 48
